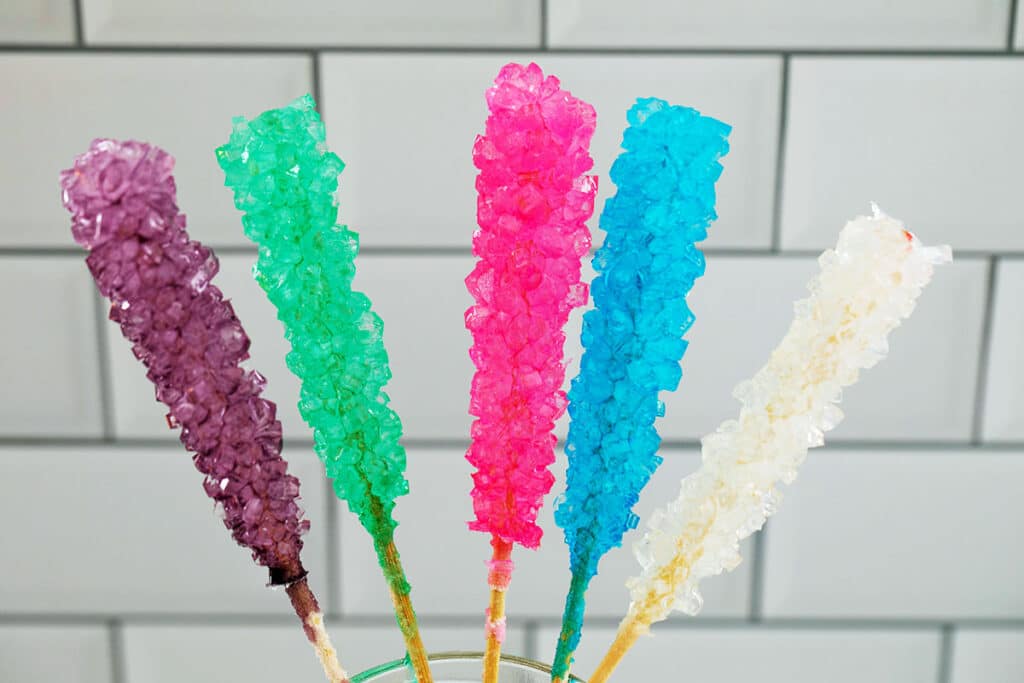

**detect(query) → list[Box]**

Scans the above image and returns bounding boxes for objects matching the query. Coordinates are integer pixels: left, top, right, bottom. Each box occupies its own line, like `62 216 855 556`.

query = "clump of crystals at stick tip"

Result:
550 97 731 683
216 95 433 683
61 139 347 683
465 62 597 683
587 206 951 683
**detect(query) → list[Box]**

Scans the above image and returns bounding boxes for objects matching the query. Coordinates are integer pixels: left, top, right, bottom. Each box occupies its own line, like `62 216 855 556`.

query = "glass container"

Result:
352 652 586 683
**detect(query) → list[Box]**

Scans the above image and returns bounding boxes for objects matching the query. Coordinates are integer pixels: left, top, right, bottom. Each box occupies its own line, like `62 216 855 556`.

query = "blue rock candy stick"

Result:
550 98 730 680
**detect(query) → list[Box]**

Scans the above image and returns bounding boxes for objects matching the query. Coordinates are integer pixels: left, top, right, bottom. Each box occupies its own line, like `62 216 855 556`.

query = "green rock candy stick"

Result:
216 94 432 683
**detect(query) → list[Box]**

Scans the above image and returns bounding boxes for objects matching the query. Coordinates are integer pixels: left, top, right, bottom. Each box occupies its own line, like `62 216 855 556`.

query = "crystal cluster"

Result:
61 139 310 585
625 207 951 629
551 98 730 678
466 62 598 549
216 94 408 549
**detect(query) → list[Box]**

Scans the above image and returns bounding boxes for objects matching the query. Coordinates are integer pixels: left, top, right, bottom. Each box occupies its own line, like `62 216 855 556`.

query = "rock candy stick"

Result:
588 207 951 683
216 95 432 683
465 62 598 683
550 99 730 683
61 139 346 683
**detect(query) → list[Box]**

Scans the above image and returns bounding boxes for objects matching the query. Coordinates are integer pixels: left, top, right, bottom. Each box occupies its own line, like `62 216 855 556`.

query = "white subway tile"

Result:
342 251 497 444
548 0 1009 49
123 623 325 683
554 264 590 441
647 257 818 442
822 257 984 441
123 623 520 683
762 450 1024 618
951 629 1024 683
83 0 539 47
0 625 112 683
564 256 983 443
322 55 779 249
0 0 75 43
780 58 1024 252
338 447 751 620
108 253 305 442
110 254 476 442
981 260 1024 441
0 257 103 437
0 445 327 614
112 252 983 446
356 255 475 441
0 54 309 247
536 625 940 682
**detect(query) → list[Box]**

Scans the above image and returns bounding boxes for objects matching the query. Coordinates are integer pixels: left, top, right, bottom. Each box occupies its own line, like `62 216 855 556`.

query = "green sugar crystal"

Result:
216 94 408 548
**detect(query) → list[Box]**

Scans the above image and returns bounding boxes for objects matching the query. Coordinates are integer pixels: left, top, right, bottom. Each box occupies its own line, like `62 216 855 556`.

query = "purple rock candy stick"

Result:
61 139 347 683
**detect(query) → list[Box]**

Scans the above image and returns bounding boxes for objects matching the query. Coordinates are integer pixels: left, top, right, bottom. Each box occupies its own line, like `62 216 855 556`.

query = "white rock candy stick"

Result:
589 206 951 683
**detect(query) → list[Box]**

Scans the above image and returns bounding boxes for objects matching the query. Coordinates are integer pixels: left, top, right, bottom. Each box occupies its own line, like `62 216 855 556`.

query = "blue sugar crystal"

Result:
551 98 730 679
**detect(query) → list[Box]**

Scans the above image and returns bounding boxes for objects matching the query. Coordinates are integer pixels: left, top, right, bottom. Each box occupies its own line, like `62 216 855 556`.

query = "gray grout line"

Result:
71 0 85 46
325 473 342 618
523 620 539 660
311 50 323 111
5 435 1024 452
748 527 767 622
3 44 1024 56
91 289 117 440
402 438 470 449
358 245 473 256
0 245 1011 260
970 256 999 445
539 0 549 51
0 245 249 257
108 618 126 683
937 624 955 683
769 55 790 253
4 613 1021 630
0 246 88 256
1009 0 1021 52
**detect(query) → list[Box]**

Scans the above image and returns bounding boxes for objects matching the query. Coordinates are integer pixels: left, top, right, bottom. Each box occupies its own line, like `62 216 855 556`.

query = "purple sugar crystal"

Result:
62 139 310 585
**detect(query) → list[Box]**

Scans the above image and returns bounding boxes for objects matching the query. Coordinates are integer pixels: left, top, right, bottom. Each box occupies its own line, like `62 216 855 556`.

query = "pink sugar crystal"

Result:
484 608 508 644
465 62 597 549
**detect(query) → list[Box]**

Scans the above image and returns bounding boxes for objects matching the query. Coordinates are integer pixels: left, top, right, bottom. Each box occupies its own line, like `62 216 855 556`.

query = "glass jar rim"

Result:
352 651 585 682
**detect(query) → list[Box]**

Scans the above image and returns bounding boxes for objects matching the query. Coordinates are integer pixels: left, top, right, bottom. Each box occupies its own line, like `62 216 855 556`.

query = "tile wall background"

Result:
1 2 1022 682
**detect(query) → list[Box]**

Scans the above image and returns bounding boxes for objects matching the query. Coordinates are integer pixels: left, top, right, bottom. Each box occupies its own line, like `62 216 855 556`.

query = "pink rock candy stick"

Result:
465 62 597 681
